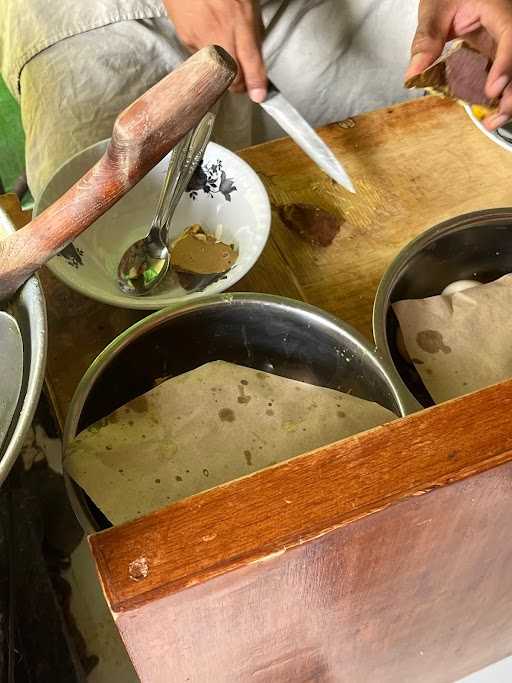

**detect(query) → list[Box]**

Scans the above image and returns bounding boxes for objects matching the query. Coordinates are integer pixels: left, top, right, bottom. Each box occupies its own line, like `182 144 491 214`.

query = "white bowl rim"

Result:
463 103 512 154
34 139 271 310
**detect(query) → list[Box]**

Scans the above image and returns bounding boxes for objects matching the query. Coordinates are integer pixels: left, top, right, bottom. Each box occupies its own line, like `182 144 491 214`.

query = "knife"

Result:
260 83 355 193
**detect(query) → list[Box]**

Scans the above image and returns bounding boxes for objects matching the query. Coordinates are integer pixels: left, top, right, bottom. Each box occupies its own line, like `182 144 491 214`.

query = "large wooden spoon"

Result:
0 45 237 302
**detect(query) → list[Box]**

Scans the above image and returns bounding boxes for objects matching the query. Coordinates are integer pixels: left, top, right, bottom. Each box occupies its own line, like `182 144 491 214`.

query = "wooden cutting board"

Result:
26 95 512 426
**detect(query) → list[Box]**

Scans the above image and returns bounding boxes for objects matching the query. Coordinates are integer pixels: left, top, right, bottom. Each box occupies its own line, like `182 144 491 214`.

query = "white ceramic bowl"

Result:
464 103 512 152
34 140 271 309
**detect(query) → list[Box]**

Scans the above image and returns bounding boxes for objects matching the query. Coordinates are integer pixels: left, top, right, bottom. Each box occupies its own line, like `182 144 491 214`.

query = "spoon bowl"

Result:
117 235 169 294
116 128 192 296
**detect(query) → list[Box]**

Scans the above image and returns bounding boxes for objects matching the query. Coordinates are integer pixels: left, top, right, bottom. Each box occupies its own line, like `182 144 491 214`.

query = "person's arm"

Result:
405 0 512 130
164 0 267 102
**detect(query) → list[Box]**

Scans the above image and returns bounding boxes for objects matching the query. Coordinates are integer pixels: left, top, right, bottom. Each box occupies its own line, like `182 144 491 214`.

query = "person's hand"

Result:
164 0 267 102
405 0 512 130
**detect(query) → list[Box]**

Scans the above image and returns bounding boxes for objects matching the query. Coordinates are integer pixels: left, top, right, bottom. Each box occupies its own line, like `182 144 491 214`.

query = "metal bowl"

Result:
373 208 512 408
63 293 411 532
0 204 47 484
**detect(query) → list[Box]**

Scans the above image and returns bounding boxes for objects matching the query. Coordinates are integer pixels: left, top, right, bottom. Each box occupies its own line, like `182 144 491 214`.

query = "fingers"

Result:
165 0 265 99
405 0 456 80
498 81 512 121
484 81 512 130
478 1 512 99
483 111 510 130
234 4 267 101
486 29 512 99
477 1 512 128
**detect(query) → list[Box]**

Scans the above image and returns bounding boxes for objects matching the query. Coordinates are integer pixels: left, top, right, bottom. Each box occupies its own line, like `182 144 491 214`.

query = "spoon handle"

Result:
161 112 216 246
0 46 236 302
149 130 194 238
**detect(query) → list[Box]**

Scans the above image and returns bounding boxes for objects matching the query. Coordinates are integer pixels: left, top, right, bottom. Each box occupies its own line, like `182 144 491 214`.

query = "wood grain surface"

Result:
36 95 512 427
0 46 236 301
114 463 512 683
90 378 512 682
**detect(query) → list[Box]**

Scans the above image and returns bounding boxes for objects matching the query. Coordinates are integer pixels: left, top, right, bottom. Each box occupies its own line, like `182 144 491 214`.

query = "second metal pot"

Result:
373 208 512 408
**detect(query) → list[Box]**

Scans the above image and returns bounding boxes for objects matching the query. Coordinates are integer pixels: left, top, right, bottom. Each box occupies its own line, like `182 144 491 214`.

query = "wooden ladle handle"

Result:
0 45 237 301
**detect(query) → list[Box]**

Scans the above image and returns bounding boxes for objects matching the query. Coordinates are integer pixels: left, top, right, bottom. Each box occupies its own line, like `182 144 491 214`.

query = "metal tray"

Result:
0 201 47 484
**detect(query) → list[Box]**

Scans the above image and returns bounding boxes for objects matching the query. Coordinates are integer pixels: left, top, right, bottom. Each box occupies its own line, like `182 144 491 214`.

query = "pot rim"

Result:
0 202 48 485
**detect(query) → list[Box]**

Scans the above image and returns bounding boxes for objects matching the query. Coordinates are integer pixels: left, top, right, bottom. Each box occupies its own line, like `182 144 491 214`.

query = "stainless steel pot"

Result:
0 203 47 484
373 208 512 408
63 293 412 533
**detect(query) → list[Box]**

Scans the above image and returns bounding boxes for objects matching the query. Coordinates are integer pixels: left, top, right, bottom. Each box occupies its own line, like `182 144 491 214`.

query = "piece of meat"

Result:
278 203 342 247
405 40 497 109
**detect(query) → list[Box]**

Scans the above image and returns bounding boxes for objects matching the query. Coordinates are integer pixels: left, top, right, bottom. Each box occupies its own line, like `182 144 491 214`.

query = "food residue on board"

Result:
278 203 342 247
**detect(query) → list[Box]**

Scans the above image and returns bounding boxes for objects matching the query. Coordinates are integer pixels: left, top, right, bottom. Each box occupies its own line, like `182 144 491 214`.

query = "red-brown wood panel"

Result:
113 461 512 682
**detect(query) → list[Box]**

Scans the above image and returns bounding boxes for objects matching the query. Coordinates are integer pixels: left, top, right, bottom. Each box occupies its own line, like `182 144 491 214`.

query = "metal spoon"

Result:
0 311 23 451
117 112 216 296
117 128 194 295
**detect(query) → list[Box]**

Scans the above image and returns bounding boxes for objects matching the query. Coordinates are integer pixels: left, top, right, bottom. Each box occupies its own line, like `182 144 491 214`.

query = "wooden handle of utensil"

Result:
0 46 236 301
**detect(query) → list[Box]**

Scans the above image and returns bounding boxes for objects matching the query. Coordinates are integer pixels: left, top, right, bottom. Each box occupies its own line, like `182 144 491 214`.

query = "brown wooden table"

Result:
6 96 512 682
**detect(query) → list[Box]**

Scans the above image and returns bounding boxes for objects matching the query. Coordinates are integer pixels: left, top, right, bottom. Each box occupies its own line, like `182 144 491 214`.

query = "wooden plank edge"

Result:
89 378 512 613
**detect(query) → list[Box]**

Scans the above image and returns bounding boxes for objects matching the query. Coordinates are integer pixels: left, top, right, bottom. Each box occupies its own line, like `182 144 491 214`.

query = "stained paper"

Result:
65 361 396 525
393 274 512 403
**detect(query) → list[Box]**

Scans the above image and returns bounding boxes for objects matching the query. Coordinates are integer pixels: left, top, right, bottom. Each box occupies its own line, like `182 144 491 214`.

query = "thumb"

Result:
405 0 455 80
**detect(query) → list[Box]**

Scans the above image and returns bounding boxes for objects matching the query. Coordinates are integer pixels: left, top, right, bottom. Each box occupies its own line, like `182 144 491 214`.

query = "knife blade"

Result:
260 84 355 193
